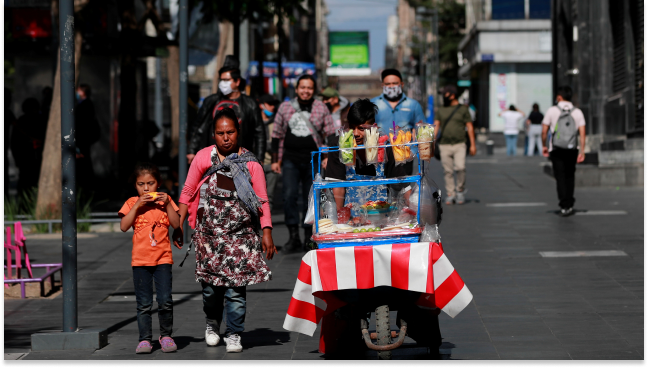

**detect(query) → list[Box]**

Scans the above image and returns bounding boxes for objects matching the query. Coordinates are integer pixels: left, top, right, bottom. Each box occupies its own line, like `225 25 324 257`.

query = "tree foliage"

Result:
195 0 306 24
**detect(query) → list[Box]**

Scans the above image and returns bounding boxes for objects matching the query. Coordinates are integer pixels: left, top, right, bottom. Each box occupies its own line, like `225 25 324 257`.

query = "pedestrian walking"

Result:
187 55 266 164
371 69 426 175
118 163 181 354
271 74 335 252
259 94 280 211
434 85 476 205
541 86 587 217
320 86 350 130
175 108 277 353
498 105 525 156
526 103 544 156
11 98 46 195
75 84 101 193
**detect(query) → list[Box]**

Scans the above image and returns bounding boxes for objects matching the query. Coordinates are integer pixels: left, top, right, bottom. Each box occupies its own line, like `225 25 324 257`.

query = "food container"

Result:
366 207 391 227
415 122 435 161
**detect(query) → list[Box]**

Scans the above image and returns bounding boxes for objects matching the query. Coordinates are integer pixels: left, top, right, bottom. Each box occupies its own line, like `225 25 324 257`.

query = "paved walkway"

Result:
5 153 643 360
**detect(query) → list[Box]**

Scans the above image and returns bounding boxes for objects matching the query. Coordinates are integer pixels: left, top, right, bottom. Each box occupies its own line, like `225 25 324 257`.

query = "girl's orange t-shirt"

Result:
118 197 180 267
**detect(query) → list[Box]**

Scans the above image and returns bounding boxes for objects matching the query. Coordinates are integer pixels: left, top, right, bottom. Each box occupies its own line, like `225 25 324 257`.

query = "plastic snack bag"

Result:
409 177 437 226
338 128 355 166
304 174 323 225
377 135 389 164
420 224 441 243
389 127 413 166
364 126 380 165
416 122 435 161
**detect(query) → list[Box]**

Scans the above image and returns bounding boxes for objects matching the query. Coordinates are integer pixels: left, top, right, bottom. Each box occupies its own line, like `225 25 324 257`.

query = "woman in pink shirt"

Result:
174 107 277 353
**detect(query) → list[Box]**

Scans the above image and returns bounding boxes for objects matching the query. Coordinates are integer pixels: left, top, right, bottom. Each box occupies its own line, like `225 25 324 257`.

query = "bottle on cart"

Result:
322 189 338 224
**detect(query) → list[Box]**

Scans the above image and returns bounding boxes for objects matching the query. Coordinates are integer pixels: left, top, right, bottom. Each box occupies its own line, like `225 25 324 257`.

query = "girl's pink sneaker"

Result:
159 336 178 353
135 340 152 354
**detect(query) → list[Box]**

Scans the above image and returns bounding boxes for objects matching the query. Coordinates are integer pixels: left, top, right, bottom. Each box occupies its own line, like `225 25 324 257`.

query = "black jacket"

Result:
188 92 266 161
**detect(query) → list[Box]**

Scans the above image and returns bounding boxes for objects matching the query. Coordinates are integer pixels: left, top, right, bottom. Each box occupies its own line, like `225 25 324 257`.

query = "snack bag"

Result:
415 122 435 161
389 127 413 166
377 135 389 163
338 128 355 166
364 126 380 165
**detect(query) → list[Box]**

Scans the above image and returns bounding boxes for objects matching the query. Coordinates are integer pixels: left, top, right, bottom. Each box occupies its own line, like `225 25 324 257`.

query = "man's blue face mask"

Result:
263 109 273 117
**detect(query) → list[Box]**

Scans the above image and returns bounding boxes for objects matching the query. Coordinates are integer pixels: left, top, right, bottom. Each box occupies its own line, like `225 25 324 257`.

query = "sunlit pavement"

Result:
5 152 643 360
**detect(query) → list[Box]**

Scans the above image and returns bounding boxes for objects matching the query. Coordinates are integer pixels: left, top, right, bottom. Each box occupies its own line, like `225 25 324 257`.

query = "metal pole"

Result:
179 0 189 242
59 0 77 333
154 0 164 148
179 0 188 190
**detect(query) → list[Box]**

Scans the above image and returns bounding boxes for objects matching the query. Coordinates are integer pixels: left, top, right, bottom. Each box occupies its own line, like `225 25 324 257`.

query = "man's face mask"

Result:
383 85 402 100
219 80 233 95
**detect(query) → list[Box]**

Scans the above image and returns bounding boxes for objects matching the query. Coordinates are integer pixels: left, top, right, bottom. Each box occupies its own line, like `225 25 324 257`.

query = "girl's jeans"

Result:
133 264 174 342
505 134 518 156
202 283 246 337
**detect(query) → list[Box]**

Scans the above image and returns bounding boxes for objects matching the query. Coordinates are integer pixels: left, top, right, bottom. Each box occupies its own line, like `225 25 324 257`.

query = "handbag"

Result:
434 105 462 160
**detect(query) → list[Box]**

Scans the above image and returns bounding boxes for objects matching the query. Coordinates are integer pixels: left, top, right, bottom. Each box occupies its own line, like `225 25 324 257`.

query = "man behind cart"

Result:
323 98 442 355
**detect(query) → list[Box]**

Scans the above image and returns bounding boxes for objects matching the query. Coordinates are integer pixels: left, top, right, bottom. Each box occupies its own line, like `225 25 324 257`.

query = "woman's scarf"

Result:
204 148 264 217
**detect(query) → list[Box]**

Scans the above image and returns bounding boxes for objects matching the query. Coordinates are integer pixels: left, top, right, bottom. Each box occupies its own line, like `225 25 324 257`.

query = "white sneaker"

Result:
224 334 243 353
456 191 465 204
205 324 220 346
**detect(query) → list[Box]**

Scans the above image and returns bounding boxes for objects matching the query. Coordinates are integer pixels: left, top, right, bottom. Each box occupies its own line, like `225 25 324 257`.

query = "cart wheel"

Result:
375 305 392 360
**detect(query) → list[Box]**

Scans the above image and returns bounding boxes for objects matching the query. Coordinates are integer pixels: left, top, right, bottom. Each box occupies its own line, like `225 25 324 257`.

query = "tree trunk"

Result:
35 28 83 220
212 20 232 94
167 45 180 158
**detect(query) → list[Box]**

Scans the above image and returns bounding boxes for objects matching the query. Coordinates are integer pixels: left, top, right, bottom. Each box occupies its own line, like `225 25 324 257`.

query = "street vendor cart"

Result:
283 136 473 359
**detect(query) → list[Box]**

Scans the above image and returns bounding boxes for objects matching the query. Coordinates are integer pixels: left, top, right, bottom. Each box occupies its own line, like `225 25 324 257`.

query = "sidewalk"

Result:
5 152 643 360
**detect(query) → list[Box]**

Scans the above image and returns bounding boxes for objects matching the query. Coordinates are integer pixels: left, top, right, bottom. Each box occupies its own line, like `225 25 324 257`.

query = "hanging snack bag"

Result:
338 128 355 166
389 127 413 166
377 135 389 163
364 126 380 165
416 122 435 161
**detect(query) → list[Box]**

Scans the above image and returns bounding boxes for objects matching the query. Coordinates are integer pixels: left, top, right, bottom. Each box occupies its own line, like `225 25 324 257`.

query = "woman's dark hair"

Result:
130 162 161 185
213 107 240 133
509 104 516 111
347 98 378 128
556 85 573 102
296 74 317 90
532 103 539 111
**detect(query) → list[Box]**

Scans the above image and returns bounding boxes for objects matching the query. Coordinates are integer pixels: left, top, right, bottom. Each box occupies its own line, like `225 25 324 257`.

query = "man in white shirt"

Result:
541 86 587 217
498 105 525 156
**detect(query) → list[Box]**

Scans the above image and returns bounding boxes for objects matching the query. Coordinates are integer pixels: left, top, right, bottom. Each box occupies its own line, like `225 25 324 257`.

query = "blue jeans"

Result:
133 264 173 342
505 134 518 156
202 283 246 337
282 158 312 228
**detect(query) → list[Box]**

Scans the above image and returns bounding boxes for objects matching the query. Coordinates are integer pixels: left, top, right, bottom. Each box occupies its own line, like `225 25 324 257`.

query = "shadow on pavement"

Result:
240 328 291 348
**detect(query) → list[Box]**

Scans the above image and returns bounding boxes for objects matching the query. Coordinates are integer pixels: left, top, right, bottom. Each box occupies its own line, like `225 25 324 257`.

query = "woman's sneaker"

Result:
159 336 177 353
224 334 243 353
205 324 220 346
135 340 152 354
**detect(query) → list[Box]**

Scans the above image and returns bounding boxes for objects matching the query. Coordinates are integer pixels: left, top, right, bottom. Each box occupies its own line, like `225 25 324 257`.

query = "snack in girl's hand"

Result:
415 122 435 161
338 128 355 166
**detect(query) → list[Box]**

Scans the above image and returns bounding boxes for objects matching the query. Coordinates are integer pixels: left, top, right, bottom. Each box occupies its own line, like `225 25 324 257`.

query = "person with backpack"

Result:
270 74 336 252
186 55 266 164
434 85 476 205
541 85 587 217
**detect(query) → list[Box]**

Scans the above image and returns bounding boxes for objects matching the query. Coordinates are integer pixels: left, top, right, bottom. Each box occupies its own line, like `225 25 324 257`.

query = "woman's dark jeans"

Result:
282 158 313 228
133 264 173 342
202 282 246 337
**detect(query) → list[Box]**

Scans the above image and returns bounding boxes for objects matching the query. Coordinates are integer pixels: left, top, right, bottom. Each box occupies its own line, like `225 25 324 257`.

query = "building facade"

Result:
459 0 552 131
552 0 643 146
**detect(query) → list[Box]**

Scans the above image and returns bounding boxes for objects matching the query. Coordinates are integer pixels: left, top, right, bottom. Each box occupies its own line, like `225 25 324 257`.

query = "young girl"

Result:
119 163 181 354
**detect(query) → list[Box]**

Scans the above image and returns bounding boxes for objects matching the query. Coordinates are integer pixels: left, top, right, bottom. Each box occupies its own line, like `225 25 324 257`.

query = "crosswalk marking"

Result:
486 202 547 207
575 210 628 216
539 250 628 258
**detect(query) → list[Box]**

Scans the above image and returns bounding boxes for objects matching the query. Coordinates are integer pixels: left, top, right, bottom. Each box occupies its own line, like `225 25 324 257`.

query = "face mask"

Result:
383 85 402 101
325 102 333 112
442 95 453 107
263 109 273 117
218 80 233 95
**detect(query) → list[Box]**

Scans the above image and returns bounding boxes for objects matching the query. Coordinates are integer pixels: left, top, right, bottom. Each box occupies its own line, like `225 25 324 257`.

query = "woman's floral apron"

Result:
191 147 272 287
